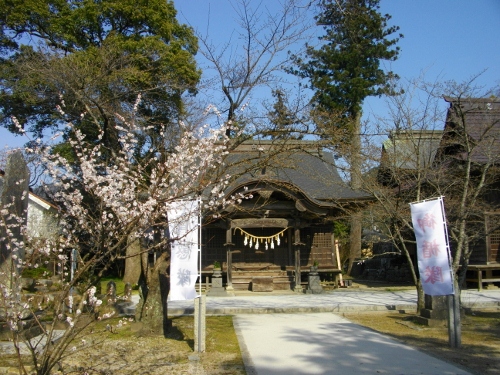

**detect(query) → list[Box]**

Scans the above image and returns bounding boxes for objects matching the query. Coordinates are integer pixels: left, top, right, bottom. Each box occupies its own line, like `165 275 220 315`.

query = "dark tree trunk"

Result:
123 234 142 284
347 113 362 275
135 252 172 335
416 279 425 312
348 214 362 275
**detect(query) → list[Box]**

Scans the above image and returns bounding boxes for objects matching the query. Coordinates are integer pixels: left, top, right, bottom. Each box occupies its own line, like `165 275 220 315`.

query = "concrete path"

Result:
168 288 500 375
167 288 500 315
234 313 473 375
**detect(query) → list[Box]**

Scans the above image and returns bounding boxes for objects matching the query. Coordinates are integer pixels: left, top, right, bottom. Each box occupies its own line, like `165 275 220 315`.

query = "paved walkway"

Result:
234 313 473 375
167 288 500 315
169 288 500 375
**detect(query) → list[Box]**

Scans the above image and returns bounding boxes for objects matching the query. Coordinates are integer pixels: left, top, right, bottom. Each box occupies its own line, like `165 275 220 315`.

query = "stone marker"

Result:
114 282 135 316
0 152 33 343
0 151 29 281
306 268 324 294
414 294 463 327
106 281 117 304
123 282 132 301
207 270 230 297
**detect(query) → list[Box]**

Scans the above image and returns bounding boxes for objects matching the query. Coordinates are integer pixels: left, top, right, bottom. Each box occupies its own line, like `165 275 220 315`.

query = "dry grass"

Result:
0 316 246 374
342 309 500 375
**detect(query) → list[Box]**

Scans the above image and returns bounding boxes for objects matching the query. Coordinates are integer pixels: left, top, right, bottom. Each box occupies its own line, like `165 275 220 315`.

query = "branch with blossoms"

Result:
1 100 246 374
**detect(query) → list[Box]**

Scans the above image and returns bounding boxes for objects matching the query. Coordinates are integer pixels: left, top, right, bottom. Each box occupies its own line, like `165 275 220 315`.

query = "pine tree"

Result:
267 89 303 139
291 0 402 272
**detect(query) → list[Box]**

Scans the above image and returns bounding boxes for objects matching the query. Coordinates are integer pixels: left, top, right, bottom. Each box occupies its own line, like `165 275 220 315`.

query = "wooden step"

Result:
230 273 294 292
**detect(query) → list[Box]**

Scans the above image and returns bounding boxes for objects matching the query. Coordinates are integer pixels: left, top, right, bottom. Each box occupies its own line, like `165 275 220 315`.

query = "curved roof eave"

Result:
224 179 372 211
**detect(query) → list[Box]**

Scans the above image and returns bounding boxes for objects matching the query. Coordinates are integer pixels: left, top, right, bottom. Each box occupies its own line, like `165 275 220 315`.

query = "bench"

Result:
466 264 500 291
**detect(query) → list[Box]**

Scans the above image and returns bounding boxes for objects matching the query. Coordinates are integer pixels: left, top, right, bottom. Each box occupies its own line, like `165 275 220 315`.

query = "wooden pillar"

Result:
334 239 343 287
294 249 301 291
448 288 461 348
331 232 336 267
293 227 305 293
224 226 234 291
226 247 234 290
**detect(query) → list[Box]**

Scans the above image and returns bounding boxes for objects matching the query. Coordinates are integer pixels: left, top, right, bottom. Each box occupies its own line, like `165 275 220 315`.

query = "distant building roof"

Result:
380 129 443 171
440 96 500 164
28 191 59 211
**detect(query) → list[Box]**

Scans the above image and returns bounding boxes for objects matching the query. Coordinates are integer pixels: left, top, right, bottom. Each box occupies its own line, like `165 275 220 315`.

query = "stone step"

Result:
231 271 288 277
231 273 294 292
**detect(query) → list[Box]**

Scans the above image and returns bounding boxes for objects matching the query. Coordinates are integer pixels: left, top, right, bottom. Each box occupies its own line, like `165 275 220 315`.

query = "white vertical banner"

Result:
168 199 200 301
410 197 454 296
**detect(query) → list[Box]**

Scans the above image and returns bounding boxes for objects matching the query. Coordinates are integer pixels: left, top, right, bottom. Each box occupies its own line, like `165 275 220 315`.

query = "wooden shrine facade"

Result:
201 141 371 291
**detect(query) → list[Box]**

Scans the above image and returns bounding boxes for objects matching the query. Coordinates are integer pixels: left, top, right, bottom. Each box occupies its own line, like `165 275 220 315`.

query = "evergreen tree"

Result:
266 89 304 139
291 0 402 272
293 0 401 126
0 0 200 155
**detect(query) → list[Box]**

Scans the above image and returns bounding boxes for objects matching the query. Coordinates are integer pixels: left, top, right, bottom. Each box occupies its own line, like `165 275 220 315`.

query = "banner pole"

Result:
198 197 201 351
196 197 206 352
198 197 202 297
439 197 461 348
439 197 455 295
447 292 461 348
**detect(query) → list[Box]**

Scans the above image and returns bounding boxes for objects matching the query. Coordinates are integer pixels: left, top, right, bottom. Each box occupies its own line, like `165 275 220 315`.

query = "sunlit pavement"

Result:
234 313 473 375
167 287 500 315
170 287 497 374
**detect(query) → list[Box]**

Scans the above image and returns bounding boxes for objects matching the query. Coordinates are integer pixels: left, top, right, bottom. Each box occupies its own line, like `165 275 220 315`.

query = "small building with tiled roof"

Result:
371 96 500 288
437 97 500 268
378 129 444 186
202 140 372 292
438 96 500 165
27 191 59 238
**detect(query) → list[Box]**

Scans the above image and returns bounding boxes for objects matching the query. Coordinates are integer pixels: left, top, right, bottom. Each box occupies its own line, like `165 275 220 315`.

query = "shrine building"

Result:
201 140 371 292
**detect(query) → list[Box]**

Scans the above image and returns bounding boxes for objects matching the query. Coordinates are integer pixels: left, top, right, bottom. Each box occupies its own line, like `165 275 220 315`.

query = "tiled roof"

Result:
222 141 370 204
381 130 443 171
28 191 59 211
441 96 500 164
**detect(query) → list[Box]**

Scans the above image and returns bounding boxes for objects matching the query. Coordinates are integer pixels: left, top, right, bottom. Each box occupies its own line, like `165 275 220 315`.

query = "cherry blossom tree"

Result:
0 102 239 374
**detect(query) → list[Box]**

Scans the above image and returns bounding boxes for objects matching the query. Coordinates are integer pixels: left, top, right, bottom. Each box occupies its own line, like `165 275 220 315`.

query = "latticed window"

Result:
202 227 226 267
312 232 331 248
300 227 334 267
491 232 500 246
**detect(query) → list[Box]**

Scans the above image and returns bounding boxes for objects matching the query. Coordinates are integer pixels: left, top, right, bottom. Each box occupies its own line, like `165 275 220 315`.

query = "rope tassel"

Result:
235 227 288 251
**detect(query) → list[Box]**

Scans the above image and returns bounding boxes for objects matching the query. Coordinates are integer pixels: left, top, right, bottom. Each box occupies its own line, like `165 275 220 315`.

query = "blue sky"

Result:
174 0 500 123
381 0 499 85
1 0 499 148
